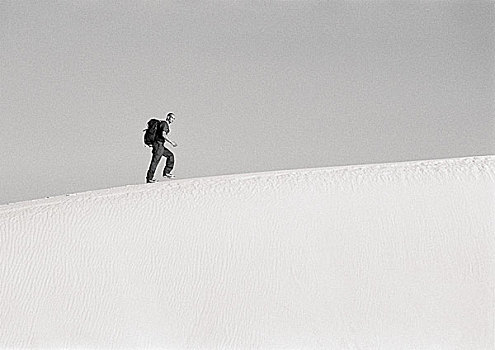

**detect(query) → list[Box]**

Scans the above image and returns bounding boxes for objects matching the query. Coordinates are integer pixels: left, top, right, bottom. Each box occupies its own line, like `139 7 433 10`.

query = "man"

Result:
146 112 178 183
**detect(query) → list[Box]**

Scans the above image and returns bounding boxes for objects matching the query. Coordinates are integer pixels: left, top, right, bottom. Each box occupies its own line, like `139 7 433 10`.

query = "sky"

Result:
1 1 494 204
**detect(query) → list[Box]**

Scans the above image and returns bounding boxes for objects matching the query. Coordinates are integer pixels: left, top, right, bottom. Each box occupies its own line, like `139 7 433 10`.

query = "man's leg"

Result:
146 143 165 182
162 148 175 176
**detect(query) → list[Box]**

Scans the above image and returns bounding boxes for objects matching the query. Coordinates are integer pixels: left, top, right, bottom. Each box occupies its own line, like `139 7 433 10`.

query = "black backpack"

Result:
143 119 161 147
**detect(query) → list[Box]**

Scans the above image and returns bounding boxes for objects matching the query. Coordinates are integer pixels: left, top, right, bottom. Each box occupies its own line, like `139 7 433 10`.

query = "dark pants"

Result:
146 141 174 181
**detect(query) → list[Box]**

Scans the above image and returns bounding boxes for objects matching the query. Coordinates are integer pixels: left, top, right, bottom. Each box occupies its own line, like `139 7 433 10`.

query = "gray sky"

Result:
1 1 494 204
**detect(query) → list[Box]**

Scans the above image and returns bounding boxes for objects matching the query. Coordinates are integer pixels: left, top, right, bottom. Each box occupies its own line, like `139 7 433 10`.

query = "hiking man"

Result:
146 113 177 183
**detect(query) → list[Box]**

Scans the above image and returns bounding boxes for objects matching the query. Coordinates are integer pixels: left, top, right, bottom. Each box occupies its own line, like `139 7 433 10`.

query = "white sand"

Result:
1 156 494 349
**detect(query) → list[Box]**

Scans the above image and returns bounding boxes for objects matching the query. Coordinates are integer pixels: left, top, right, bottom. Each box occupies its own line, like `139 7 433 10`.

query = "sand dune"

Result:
1 156 494 348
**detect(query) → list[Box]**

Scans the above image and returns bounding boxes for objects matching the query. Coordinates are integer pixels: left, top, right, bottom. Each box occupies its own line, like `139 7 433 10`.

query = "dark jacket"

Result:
155 121 169 143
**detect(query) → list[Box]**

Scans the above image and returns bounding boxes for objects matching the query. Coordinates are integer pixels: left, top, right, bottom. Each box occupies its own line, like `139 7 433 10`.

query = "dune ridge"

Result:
1 156 494 348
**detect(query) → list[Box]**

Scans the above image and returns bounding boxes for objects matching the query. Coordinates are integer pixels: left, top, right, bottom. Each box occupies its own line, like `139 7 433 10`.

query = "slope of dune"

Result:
1 156 494 349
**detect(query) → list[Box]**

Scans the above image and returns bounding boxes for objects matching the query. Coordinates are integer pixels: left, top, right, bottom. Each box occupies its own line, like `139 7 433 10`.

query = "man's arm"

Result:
161 121 177 147
163 135 177 147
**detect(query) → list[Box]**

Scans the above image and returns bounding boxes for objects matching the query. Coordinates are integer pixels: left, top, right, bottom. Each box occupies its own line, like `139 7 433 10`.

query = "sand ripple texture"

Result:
0 156 494 349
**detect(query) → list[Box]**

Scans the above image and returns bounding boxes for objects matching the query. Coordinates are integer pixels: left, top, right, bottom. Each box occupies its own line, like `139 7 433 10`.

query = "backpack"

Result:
143 119 161 147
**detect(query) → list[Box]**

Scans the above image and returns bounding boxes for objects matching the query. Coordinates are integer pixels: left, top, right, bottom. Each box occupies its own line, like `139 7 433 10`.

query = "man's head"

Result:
166 112 176 124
